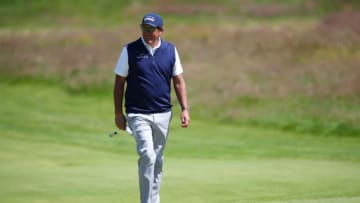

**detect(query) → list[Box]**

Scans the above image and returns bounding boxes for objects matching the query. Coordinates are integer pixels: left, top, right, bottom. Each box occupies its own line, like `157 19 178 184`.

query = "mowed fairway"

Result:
1 138 360 203
1 82 360 203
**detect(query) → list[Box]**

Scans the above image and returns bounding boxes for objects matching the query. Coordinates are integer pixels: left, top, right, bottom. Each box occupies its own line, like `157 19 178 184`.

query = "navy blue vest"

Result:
125 38 175 113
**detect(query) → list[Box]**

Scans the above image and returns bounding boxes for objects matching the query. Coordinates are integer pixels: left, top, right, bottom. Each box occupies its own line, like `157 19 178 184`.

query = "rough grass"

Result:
1 11 359 97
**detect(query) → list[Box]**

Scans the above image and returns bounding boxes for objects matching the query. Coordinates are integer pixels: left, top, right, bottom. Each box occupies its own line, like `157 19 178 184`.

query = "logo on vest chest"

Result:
136 53 149 59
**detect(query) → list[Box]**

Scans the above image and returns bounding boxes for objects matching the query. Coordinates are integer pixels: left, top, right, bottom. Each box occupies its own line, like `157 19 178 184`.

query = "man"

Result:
113 13 190 203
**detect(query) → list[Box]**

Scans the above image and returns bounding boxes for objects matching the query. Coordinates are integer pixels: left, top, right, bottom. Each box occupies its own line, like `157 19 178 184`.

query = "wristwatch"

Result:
182 107 190 111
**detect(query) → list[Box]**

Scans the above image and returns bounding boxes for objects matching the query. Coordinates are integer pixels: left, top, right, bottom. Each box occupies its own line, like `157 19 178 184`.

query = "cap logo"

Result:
144 16 155 22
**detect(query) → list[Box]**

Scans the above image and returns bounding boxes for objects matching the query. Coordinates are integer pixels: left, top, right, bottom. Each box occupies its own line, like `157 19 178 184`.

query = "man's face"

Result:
141 24 162 45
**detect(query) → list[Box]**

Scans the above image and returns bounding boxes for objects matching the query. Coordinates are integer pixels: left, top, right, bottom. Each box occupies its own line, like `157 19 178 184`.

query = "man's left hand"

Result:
180 109 190 128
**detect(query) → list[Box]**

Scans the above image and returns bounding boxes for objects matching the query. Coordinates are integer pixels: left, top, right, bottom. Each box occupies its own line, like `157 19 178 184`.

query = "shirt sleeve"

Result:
114 46 129 77
172 47 184 76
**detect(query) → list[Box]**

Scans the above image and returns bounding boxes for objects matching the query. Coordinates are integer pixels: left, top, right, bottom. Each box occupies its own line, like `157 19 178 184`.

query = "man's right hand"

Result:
115 113 126 130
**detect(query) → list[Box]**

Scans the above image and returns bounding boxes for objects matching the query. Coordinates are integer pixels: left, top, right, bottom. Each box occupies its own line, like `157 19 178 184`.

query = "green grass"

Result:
1 0 359 28
1 81 360 203
0 0 131 28
1 136 360 203
191 96 360 137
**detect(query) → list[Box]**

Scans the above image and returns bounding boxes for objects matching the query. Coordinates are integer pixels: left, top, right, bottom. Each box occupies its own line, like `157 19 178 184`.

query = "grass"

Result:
1 2 360 201
1 81 360 160
1 0 359 28
1 82 360 202
1 136 360 203
1 16 359 136
1 3 359 135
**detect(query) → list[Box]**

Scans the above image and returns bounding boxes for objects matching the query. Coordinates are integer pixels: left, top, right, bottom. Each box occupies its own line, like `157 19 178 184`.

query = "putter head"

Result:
108 131 118 138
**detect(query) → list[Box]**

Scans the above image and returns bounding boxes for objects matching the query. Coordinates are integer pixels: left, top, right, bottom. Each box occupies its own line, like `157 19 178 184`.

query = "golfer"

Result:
113 13 190 203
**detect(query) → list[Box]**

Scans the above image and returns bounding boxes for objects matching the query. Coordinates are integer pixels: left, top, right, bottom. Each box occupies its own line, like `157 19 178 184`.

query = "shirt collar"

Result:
141 37 161 55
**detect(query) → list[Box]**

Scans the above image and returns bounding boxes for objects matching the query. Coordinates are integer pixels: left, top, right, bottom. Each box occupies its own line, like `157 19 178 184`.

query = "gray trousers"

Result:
127 111 172 203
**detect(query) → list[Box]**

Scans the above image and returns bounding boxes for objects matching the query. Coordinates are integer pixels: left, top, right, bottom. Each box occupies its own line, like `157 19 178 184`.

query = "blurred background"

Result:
1 0 359 135
1 1 360 203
